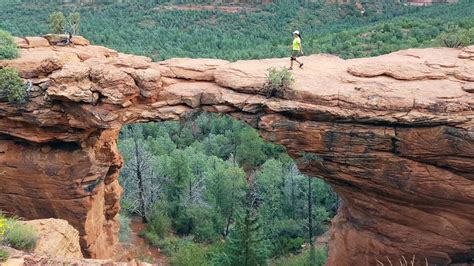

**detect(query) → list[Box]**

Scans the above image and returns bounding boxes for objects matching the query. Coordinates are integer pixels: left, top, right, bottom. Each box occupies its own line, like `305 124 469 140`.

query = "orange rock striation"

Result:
0 37 473 264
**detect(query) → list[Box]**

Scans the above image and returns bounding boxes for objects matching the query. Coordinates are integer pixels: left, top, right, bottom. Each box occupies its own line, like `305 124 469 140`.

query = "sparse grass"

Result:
0 248 9 262
263 67 294 98
3 220 37 251
137 254 155 264
118 213 132 243
271 246 327 266
375 255 430 266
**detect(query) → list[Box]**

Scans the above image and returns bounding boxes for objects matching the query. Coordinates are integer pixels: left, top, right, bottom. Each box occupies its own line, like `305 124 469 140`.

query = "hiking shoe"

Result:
299 63 304 69
288 67 293 70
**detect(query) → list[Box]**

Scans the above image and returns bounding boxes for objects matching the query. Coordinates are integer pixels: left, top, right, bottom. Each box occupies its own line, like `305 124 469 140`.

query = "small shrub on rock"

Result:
438 24 474 48
0 30 18 60
0 67 26 103
3 220 37 251
0 248 9 262
263 67 294 98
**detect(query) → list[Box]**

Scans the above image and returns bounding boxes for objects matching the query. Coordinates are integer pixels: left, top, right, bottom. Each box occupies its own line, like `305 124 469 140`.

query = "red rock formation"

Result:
0 37 473 264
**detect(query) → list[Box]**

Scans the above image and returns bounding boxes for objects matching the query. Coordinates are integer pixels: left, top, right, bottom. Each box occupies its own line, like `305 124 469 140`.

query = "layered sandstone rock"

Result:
22 219 83 259
0 36 472 264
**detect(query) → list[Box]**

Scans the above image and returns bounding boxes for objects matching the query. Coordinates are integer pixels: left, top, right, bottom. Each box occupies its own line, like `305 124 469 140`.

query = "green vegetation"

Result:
271 247 327 266
0 216 37 251
437 23 473 48
0 248 8 262
119 113 336 264
0 67 25 103
170 242 208 266
118 213 132 243
0 29 18 60
49 11 66 34
0 0 472 61
264 67 294 98
48 11 81 35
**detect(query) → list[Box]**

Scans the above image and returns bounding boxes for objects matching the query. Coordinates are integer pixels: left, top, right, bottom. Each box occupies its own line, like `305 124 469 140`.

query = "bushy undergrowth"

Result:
263 67 294 98
0 214 37 251
147 204 171 240
0 67 25 103
0 29 18 60
0 248 9 262
170 242 208 266
118 213 132 243
271 247 327 266
437 24 474 48
140 234 210 265
3 220 37 250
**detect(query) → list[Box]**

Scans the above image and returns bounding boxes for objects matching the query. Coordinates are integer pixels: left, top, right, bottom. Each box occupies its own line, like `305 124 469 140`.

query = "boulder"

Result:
21 219 83 259
71 36 90 46
24 37 50 48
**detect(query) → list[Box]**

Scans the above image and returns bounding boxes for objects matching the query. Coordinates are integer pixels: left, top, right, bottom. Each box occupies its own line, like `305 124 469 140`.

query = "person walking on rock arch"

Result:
289 30 304 70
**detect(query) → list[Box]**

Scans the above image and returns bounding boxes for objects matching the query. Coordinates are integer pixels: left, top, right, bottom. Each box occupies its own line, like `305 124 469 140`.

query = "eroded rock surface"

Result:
0 36 473 264
22 219 83 259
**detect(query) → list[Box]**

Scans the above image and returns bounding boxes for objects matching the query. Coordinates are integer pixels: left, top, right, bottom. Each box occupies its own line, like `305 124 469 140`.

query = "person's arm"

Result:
300 43 304 55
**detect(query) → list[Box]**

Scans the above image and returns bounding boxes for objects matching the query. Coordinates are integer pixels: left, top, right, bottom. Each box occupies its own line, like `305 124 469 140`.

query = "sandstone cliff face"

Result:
0 37 473 264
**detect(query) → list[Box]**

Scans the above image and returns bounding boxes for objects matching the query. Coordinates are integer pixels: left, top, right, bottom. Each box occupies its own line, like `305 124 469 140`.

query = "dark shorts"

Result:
291 50 300 59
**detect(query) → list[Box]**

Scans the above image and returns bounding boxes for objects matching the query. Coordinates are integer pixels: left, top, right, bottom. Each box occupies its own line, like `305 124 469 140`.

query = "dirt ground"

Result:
113 217 169 265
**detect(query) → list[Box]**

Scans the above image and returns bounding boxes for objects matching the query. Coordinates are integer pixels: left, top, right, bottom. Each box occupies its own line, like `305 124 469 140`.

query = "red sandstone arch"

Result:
0 38 473 264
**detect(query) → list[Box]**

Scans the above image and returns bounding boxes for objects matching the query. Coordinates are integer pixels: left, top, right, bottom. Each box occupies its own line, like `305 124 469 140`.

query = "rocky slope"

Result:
0 37 473 265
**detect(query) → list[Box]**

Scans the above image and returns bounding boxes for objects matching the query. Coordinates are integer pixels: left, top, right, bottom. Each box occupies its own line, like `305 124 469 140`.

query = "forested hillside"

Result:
0 0 472 60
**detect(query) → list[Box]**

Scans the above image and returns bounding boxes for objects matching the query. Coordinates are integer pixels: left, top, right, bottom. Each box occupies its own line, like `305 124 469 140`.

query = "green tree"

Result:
225 185 269 266
49 11 65 34
206 161 246 238
67 12 81 35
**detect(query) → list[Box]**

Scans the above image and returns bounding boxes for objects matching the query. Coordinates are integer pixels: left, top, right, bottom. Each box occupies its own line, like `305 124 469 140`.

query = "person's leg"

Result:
294 56 304 68
289 57 295 70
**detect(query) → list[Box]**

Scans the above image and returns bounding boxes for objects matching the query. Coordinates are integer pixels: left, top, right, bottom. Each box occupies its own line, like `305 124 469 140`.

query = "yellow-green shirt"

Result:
292 37 301 51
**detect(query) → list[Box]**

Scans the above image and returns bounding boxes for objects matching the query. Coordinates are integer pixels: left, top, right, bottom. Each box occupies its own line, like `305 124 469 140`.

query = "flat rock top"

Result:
213 48 473 114
2 37 473 129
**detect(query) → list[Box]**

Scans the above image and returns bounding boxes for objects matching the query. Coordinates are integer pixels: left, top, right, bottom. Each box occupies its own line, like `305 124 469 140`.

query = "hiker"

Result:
289 30 304 70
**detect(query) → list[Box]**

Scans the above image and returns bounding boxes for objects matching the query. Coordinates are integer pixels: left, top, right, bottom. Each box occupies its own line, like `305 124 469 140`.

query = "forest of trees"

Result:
118 113 337 265
0 0 472 61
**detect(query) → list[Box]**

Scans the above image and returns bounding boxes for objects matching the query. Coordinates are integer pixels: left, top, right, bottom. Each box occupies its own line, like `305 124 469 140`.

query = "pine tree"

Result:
225 184 269 266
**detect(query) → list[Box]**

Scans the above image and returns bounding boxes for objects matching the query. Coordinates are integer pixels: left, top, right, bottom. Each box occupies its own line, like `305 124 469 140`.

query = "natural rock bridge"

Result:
0 37 473 265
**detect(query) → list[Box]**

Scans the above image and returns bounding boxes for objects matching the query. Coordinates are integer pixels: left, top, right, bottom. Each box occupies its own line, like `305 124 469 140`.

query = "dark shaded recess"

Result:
451 251 474 264
48 141 81 151
0 132 81 151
